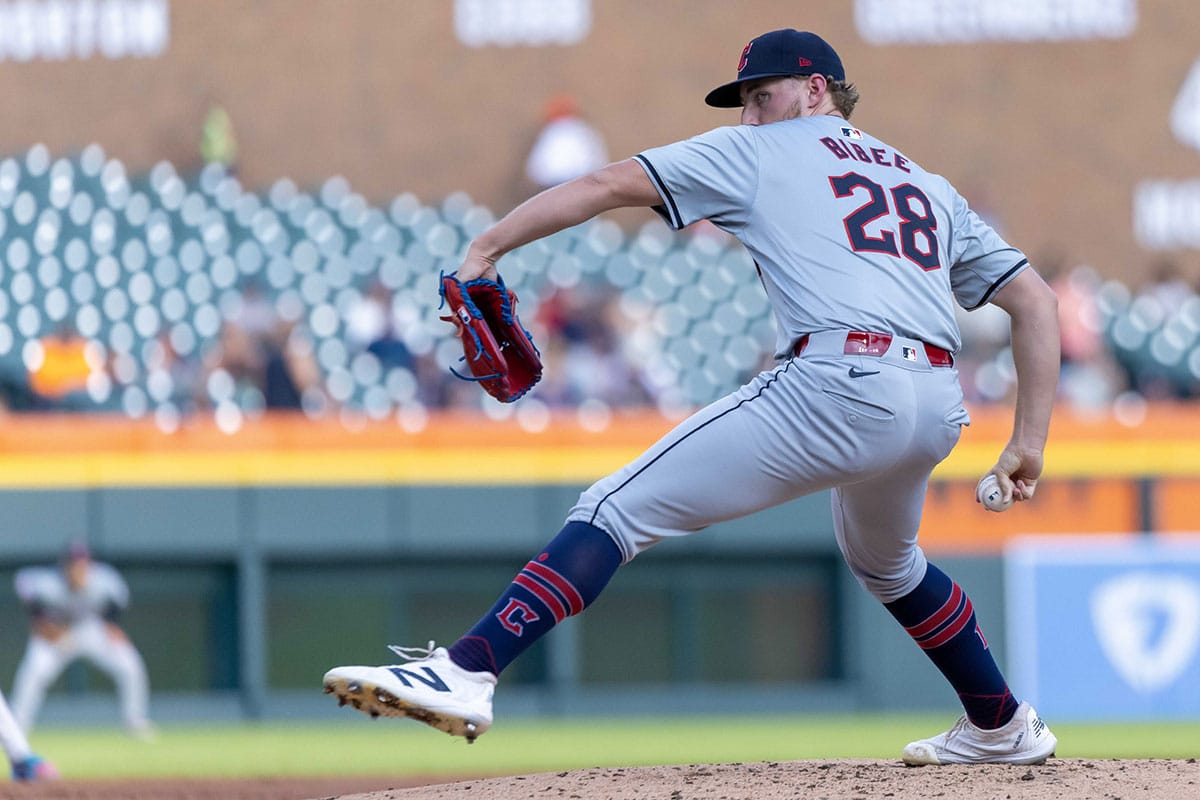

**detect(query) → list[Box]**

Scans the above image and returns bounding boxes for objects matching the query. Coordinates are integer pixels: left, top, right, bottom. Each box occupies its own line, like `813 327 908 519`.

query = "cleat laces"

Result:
943 715 971 743
387 641 438 662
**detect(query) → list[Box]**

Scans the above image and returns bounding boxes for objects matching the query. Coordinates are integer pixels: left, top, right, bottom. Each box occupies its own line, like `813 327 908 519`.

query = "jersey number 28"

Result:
829 172 940 271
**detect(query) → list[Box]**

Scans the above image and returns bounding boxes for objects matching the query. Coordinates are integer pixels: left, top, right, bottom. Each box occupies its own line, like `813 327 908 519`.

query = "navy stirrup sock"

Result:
885 562 1019 729
448 521 622 676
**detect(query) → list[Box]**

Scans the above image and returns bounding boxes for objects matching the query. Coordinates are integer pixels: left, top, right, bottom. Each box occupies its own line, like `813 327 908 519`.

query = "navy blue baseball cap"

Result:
705 29 845 108
61 538 91 562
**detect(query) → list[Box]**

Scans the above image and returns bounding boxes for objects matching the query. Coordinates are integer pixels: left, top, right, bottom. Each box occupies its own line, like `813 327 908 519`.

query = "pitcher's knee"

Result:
847 549 928 604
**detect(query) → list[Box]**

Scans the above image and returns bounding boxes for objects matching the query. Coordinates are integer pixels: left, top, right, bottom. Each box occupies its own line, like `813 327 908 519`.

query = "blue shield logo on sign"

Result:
1006 535 1200 720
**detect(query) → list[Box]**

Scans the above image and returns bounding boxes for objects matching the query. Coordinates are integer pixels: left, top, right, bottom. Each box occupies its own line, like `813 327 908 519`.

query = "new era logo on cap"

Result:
707 28 845 108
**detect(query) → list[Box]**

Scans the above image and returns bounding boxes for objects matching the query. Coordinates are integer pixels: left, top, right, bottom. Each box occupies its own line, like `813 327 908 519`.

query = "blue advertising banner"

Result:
1006 535 1200 721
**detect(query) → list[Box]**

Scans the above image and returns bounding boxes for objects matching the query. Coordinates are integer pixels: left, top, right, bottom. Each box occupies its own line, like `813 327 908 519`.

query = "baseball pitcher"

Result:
325 28 1061 766
11 541 153 738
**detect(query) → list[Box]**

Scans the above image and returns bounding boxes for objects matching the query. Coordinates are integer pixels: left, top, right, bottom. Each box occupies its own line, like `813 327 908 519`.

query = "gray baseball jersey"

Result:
568 114 1027 603
633 115 1027 356
11 561 151 734
14 563 129 626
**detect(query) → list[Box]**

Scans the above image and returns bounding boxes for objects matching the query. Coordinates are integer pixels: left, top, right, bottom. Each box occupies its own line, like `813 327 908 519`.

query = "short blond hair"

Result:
828 80 860 119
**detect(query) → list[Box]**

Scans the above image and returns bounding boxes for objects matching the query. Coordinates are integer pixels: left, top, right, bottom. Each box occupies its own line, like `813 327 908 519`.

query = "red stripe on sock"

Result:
920 597 975 649
513 573 567 622
957 690 1017 729
906 583 963 639
525 561 585 616
913 593 968 645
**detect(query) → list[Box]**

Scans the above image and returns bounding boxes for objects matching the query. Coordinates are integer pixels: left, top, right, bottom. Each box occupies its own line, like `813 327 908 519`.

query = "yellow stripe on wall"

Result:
0 447 643 488
0 440 1198 488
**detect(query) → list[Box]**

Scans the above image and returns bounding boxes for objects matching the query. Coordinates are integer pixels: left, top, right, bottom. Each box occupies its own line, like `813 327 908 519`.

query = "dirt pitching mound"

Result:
0 760 1192 799
333 758 1199 800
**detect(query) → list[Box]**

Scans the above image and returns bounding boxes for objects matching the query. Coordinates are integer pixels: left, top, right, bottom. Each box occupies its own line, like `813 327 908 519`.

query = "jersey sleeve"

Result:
948 193 1029 311
633 125 759 232
94 563 130 611
14 567 55 616
15 568 47 603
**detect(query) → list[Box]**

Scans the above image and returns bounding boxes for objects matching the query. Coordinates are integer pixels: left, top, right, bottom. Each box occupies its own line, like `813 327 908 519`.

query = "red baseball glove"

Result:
439 273 542 403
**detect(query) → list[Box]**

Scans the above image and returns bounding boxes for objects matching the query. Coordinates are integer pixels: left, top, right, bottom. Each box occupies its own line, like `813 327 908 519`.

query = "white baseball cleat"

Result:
323 642 496 743
902 701 1057 765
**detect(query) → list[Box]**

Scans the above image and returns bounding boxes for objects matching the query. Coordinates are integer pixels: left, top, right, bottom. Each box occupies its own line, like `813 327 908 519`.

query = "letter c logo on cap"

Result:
737 41 753 73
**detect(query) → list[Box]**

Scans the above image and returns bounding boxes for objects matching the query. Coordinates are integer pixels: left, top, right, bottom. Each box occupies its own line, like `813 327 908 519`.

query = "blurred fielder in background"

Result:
326 27 1061 766
12 540 154 739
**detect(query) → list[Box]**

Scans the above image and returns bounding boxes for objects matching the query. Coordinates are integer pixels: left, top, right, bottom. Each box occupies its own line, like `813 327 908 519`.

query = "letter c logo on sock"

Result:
496 598 540 636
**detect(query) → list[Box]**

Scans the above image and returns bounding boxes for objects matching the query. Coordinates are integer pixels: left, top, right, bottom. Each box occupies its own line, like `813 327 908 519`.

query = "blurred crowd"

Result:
958 257 1200 413
5 109 1196 428
10 251 1200 421
0 129 1194 423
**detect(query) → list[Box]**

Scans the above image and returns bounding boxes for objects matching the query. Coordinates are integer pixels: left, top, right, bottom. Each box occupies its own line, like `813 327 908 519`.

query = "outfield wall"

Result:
0 407 1193 724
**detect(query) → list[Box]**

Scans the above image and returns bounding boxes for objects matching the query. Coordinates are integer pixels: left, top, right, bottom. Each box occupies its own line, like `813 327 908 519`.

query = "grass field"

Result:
26 716 1200 779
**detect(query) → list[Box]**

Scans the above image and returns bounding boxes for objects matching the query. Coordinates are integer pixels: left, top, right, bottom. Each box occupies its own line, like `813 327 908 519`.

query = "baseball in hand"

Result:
976 473 1013 512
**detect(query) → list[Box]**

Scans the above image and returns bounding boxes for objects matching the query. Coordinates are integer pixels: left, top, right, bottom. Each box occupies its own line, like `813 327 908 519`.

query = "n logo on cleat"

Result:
387 667 451 693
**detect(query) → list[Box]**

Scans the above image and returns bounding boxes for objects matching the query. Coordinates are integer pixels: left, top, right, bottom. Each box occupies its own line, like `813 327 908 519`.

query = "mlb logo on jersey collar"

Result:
840 126 863 140
902 346 919 361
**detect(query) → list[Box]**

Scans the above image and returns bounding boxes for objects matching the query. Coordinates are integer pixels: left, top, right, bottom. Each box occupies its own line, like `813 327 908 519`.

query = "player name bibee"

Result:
820 136 912 172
